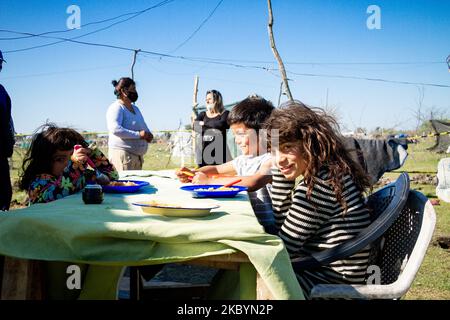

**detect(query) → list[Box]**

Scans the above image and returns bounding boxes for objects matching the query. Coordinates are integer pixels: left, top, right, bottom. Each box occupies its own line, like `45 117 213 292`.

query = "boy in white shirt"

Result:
177 95 275 231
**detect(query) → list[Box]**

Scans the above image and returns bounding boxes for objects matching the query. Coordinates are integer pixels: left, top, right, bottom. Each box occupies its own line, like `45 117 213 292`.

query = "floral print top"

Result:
27 148 118 205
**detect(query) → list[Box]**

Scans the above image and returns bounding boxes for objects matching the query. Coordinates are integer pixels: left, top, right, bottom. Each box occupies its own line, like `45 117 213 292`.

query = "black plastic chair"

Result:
307 189 436 299
291 172 411 271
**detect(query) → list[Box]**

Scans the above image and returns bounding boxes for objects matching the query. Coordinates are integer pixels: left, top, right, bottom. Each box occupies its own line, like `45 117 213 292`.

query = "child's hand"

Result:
175 167 195 183
72 145 91 164
192 172 209 184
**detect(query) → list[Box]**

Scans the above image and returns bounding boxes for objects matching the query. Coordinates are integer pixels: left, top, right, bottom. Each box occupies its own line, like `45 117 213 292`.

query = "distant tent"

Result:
428 120 450 153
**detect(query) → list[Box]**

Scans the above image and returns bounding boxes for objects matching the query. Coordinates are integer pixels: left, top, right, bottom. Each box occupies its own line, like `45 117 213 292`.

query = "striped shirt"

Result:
232 153 275 229
271 168 371 298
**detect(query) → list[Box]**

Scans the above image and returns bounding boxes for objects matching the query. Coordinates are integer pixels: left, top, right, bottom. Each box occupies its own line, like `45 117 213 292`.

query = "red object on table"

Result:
223 178 242 188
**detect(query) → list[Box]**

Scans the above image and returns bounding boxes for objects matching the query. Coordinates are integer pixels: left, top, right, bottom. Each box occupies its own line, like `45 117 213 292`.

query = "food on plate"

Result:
147 200 183 208
108 181 138 187
194 187 239 192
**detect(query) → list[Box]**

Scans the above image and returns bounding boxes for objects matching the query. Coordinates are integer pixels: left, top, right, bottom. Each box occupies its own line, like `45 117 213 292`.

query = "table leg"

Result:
0 255 4 293
129 266 142 300
0 256 45 300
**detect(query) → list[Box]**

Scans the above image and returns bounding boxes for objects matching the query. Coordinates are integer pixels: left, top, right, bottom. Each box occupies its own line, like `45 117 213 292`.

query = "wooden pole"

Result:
131 49 141 80
277 81 283 107
192 75 199 121
267 0 293 101
447 54 450 72
191 75 199 165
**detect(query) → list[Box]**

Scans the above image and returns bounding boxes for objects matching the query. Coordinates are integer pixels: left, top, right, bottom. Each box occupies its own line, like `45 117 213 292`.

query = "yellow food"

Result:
194 187 239 192
147 200 182 208
108 181 138 187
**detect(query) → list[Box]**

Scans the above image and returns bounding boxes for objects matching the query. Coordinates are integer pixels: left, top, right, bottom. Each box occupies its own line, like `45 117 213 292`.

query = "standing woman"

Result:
106 77 153 171
0 50 14 211
195 89 231 167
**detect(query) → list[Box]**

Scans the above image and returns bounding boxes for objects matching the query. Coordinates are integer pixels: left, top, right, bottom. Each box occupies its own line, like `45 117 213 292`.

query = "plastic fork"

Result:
216 178 242 190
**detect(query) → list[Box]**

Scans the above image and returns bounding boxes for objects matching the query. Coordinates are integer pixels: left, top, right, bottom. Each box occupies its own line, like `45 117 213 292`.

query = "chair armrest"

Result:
309 283 403 300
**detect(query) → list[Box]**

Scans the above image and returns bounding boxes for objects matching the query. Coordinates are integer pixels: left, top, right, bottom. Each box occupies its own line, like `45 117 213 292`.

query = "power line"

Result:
286 70 450 88
169 0 224 53
0 1 173 40
168 56 446 66
0 0 174 41
1 64 128 80
1 0 175 53
3 29 275 73
2 31 449 89
3 23 445 68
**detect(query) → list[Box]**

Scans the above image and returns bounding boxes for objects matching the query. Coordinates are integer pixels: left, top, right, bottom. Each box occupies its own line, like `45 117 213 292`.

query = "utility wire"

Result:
3 25 445 68
2 31 449 88
169 0 224 53
167 56 446 66
0 0 174 41
2 29 275 73
1 64 128 80
286 70 450 88
1 0 174 53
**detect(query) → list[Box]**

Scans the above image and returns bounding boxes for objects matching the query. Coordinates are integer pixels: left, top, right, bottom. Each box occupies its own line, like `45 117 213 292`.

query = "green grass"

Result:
395 138 447 173
8 139 450 299
403 183 450 300
381 140 450 299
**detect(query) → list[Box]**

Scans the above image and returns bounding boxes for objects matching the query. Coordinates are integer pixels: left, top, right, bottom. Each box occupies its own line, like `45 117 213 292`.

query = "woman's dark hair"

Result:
112 77 136 98
228 95 274 132
206 89 224 113
19 123 87 191
264 101 371 212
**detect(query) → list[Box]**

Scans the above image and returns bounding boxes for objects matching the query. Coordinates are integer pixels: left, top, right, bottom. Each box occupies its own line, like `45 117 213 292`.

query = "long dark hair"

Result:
112 77 136 98
19 123 87 191
206 89 224 114
265 101 371 211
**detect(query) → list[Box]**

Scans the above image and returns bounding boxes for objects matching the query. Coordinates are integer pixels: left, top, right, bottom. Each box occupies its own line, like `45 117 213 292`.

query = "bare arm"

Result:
193 158 272 192
176 162 237 183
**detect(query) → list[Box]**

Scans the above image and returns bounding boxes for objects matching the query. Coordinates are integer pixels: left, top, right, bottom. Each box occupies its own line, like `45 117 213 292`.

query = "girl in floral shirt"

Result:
19 124 118 205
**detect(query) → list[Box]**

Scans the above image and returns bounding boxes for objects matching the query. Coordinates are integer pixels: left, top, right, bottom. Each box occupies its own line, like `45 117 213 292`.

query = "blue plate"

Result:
180 185 248 198
102 180 150 193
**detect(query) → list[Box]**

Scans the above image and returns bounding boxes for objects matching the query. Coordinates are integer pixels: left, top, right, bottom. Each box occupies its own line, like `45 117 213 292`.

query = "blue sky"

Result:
1 0 449 134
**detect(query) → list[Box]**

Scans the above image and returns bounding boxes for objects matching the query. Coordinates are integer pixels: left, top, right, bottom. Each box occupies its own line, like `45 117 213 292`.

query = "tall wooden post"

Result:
191 76 199 165
131 49 141 80
267 0 293 101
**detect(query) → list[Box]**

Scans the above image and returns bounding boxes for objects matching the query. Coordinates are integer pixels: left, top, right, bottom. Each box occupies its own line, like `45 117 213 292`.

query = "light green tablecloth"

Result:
0 170 304 300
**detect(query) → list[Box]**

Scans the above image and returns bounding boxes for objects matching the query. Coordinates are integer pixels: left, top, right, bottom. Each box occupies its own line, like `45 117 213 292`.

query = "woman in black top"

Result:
195 90 231 167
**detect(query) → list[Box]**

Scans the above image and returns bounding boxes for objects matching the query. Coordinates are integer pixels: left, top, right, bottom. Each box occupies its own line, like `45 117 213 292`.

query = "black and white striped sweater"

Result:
271 168 372 297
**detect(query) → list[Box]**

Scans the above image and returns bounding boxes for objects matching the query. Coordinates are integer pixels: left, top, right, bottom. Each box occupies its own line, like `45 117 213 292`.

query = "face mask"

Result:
206 103 215 111
127 91 138 103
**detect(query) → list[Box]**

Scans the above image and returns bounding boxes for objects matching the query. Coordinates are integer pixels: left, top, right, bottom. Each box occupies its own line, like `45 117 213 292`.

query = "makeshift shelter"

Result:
428 120 450 153
342 137 409 185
